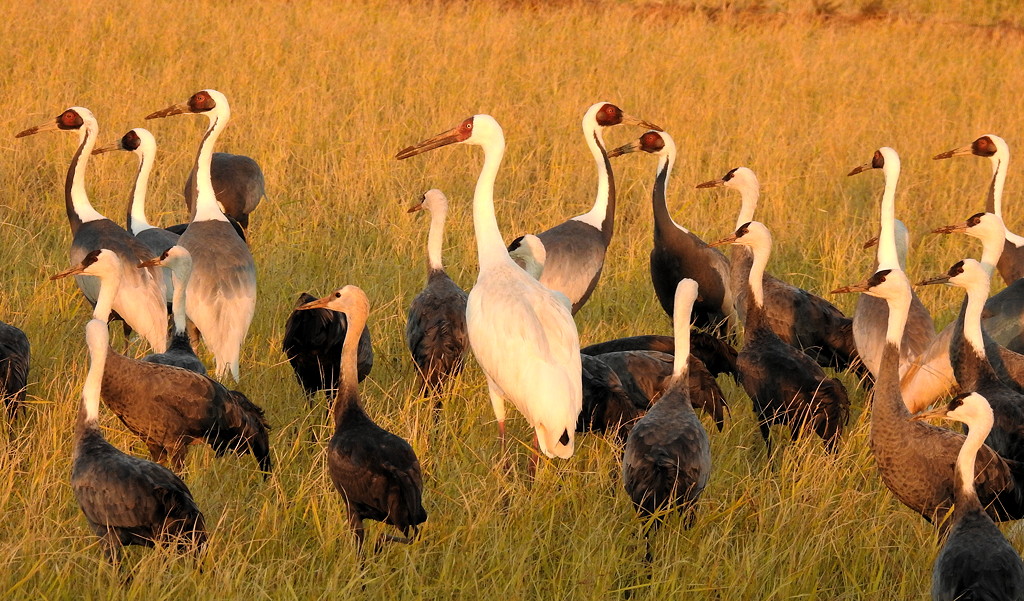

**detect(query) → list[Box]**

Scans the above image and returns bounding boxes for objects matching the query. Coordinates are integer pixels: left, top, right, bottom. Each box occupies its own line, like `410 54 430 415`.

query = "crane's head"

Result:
297 285 370 320
146 89 229 123
92 128 156 157
917 258 989 292
138 245 192 272
910 392 994 431
932 211 1005 247
831 267 910 302
607 129 674 158
934 134 1008 161
507 234 546 280
407 189 448 215
16 107 95 139
847 146 900 177
395 114 504 160
695 166 759 193
709 220 771 253
50 248 121 281
584 102 662 131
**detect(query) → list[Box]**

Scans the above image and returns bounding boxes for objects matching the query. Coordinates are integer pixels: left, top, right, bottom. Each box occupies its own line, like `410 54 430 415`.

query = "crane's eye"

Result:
335 292 341 298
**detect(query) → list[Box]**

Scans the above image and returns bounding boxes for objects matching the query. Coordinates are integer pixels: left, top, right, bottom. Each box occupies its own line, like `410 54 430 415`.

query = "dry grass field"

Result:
2 0 1024 598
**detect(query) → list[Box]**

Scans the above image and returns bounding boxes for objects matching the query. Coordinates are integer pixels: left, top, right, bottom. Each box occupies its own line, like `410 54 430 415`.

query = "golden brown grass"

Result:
1 0 1024 598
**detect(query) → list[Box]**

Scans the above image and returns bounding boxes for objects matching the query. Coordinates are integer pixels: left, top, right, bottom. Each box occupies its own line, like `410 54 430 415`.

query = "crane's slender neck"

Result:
90 269 121 323
192 114 229 223
574 127 615 243
82 320 109 427
735 184 759 230
127 148 156 234
747 242 768 309
65 124 104 234
333 308 366 428
988 154 1007 216
961 282 988 358
169 262 191 334
884 288 911 347
877 165 900 270
978 227 1004 276
652 151 686 235
472 136 513 270
954 412 991 509
672 299 692 379
874 286 912 420
426 204 447 271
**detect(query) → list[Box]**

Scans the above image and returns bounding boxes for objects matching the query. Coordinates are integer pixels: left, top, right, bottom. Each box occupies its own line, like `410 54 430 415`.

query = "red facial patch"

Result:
639 131 664 153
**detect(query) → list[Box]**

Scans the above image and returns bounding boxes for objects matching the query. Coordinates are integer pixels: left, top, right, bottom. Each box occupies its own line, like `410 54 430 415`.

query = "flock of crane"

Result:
5 90 1024 598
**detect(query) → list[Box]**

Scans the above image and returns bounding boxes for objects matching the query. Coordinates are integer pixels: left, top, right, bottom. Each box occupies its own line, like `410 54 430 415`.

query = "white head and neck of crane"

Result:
139 246 193 335
408 189 449 272
79 318 111 433
912 392 993 509
16 107 106 234
93 128 158 234
834 268 912 348
920 259 991 359
146 89 231 224
933 212 1006 276
696 167 761 230
671 279 697 386
51 249 123 324
507 234 547 281
849 147 902 271
714 221 771 309
609 130 685 234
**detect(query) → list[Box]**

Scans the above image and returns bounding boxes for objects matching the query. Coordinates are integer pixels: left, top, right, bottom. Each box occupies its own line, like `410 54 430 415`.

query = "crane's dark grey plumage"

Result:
913 393 1024 601
581 333 738 380
17 107 168 353
52 250 271 475
138 246 206 375
716 222 849 452
0 322 29 419
184 152 265 230
406 190 468 395
74 319 206 563
513 103 659 315
299 286 426 549
283 292 372 405
611 131 735 339
578 353 641 440
623 279 711 531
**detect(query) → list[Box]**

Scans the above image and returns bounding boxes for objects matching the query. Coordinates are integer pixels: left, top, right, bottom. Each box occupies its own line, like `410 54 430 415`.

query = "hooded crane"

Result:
581 333 738 380
0 322 29 420
16 108 167 353
137 246 206 375
397 114 583 466
298 286 426 549
913 393 1024 601
610 130 736 339
833 268 1024 524
406 189 469 396
847 147 935 379
146 90 257 381
52 250 271 475
713 222 850 452
623 278 712 533
696 166 860 371
935 134 1024 285
73 317 206 563
919 259 1024 462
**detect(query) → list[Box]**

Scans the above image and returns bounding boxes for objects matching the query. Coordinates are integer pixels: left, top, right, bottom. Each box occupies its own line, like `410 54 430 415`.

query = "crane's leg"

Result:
348 508 365 553
528 433 540 478
484 374 507 449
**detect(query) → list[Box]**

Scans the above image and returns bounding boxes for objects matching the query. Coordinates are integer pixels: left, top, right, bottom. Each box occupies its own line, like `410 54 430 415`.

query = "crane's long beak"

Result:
932 222 968 235
847 161 874 176
830 279 871 295
50 264 86 280
15 119 61 138
137 257 163 269
620 114 663 132
910 406 950 422
933 144 973 160
145 102 191 120
708 234 738 248
92 140 124 155
695 178 726 189
862 236 879 249
297 295 333 311
917 274 951 286
607 141 640 159
407 202 424 214
396 127 462 160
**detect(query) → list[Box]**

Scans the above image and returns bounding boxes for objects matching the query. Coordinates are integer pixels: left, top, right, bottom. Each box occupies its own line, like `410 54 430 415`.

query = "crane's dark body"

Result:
144 332 206 375
578 354 641 439
932 496 1024 600
184 152 265 229
581 333 738 380
406 268 468 393
0 322 29 418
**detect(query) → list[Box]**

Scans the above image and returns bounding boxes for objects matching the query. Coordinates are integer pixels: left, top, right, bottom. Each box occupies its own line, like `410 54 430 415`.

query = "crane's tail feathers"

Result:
809 378 850 452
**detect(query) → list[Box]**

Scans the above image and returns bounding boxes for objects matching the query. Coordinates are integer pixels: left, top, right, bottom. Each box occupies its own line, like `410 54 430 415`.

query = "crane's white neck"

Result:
192 113 230 223
884 282 911 346
747 241 768 308
962 281 988 357
735 183 759 230
978 225 1004 276
572 125 611 231
128 145 156 233
955 408 992 500
672 287 694 377
169 262 191 334
426 203 447 271
82 319 109 424
68 123 105 225
877 162 900 270
472 134 514 270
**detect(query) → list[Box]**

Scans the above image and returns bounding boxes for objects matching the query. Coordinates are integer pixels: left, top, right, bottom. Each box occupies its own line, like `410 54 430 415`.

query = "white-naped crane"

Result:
833 268 1024 525
52 249 271 476
146 90 256 381
696 165 861 371
912 392 1024 601
847 147 935 380
397 114 583 467
184 151 265 231
935 134 1024 285
298 286 426 550
513 102 660 315
610 130 737 339
623 279 712 540
137 246 206 375
405 189 469 397
72 318 207 564
713 222 849 452
16 108 168 353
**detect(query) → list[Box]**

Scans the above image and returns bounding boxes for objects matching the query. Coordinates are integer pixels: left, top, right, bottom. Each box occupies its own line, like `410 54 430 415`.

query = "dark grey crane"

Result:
146 90 256 382
611 130 736 339
53 250 271 475
513 102 659 315
137 246 206 375
73 318 206 563
913 392 1024 601
713 222 849 452
406 189 468 396
623 278 712 532
833 267 1024 524
935 134 1024 285
0 321 29 420
184 152 265 230
847 147 936 380
696 165 861 371
299 286 426 549
16 107 168 353
581 333 739 380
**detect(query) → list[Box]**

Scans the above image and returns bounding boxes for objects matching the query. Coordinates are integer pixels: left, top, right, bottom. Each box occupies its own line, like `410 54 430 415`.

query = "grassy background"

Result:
1 0 1023 598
